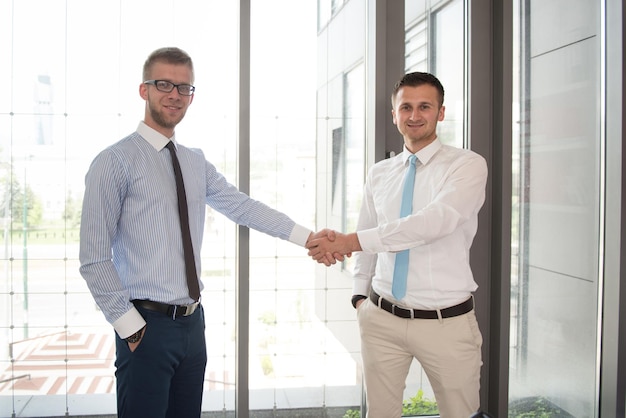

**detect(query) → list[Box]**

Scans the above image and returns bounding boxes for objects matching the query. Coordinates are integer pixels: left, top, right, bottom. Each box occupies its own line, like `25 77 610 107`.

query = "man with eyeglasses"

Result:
79 46 335 418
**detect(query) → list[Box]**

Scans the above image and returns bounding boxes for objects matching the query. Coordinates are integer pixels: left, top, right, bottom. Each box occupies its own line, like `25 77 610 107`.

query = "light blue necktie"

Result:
392 154 417 299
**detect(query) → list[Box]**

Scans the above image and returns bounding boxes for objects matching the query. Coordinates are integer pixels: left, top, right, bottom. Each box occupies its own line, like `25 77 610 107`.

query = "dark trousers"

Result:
115 304 207 418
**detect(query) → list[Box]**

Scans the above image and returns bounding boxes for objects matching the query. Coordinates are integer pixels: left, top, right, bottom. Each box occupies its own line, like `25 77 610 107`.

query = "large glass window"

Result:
510 1 602 416
248 0 357 413
0 1 238 416
406 0 464 149
313 0 368 416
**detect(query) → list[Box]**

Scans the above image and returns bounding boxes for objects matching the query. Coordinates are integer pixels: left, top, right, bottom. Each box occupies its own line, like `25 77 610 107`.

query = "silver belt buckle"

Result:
171 301 199 319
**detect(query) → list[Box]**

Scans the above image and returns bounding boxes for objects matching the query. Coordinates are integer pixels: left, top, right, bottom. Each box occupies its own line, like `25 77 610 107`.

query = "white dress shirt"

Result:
353 139 488 310
79 122 312 338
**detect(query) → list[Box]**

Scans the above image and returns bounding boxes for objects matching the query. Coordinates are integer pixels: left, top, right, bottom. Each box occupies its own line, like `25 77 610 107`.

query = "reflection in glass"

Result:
510 0 601 416
431 0 464 148
330 65 365 273
343 65 365 232
405 0 464 149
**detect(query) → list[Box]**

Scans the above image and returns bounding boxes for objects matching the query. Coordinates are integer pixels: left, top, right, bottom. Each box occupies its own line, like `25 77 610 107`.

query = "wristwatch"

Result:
125 327 145 343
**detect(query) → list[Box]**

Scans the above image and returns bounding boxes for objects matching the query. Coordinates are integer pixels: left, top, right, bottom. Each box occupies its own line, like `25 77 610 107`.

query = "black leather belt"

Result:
132 299 200 318
370 290 473 319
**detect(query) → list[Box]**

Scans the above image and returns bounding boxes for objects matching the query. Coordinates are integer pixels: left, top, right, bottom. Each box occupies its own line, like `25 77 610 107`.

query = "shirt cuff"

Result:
353 279 372 297
356 228 383 253
289 224 313 247
112 307 147 339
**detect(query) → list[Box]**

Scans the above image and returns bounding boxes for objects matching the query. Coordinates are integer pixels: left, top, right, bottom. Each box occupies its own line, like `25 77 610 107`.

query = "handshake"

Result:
305 229 362 266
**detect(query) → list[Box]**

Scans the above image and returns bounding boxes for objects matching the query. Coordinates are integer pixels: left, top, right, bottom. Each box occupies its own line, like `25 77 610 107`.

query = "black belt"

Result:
370 290 473 319
132 299 200 318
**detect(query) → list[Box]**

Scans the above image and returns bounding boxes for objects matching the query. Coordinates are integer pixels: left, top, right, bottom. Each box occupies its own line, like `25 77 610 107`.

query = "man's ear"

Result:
139 83 148 100
438 105 446 121
391 109 397 125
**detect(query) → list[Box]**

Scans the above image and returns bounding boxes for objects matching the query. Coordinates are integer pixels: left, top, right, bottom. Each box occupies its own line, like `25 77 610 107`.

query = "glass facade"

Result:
405 0 464 149
248 0 351 412
0 0 241 416
509 1 602 416
1 0 624 417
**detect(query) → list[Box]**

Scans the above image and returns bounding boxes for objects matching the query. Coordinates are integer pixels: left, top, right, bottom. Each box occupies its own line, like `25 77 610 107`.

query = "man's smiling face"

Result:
140 61 194 137
392 84 445 153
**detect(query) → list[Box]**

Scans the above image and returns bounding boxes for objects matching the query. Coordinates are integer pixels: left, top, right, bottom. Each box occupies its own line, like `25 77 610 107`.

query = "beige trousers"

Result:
357 298 483 418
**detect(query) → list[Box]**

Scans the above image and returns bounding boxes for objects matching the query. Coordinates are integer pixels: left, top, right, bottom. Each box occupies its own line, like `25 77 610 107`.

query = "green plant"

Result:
402 389 439 415
509 397 563 418
343 409 360 418
342 389 438 418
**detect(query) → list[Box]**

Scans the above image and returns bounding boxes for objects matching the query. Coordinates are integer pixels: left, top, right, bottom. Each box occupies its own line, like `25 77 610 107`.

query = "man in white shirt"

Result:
306 72 488 418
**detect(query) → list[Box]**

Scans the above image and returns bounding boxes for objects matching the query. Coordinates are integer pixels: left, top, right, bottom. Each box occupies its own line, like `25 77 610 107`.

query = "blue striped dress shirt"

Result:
79 122 312 338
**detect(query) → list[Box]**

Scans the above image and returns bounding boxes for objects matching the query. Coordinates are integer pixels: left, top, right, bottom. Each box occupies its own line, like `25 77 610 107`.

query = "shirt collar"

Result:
402 138 442 165
137 121 177 151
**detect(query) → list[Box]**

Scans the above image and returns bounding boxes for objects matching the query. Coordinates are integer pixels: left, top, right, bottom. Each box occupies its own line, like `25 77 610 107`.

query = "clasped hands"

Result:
306 228 356 266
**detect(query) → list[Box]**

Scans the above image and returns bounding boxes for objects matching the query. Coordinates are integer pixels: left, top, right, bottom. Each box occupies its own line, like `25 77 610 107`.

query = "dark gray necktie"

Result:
165 141 200 301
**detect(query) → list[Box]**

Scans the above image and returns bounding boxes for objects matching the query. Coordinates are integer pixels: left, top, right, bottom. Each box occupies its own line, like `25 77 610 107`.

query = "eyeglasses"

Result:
144 80 195 96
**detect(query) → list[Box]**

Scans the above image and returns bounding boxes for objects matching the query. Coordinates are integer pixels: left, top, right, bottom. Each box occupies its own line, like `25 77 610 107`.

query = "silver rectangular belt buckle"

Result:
171 303 197 320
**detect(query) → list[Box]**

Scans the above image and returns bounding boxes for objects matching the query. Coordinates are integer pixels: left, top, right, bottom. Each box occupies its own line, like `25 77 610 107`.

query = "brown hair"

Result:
391 72 445 108
142 47 194 83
